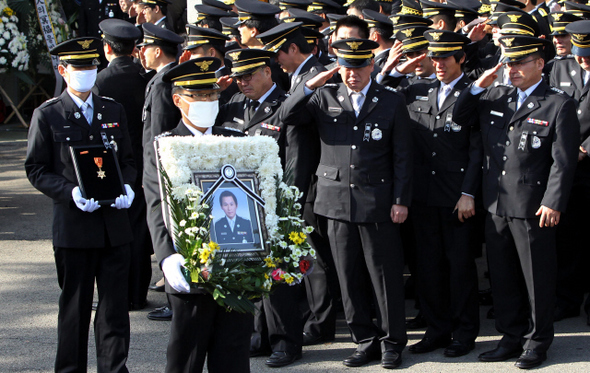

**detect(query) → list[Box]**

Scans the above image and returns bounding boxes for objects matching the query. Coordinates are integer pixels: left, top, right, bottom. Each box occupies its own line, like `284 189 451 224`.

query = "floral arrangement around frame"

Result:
157 135 315 313
0 0 28 72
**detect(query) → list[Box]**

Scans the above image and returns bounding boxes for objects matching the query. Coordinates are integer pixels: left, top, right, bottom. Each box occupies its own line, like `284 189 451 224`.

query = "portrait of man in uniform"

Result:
213 189 254 244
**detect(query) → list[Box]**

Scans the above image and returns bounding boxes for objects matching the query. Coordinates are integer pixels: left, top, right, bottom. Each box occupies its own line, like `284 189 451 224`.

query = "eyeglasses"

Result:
504 58 538 69
177 92 221 101
235 67 264 83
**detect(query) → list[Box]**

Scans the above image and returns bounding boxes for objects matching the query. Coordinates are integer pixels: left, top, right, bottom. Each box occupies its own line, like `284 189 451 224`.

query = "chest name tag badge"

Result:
490 110 504 117
518 131 528 151
233 117 245 125
416 96 429 101
328 107 342 113
561 82 572 87
363 123 372 141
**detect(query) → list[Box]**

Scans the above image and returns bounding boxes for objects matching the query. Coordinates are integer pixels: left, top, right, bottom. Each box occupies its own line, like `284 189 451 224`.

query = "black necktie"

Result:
247 100 259 122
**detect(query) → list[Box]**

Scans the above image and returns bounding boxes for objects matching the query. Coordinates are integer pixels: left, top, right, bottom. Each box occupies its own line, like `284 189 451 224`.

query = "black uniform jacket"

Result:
94 55 148 176
453 81 580 218
215 84 291 161
549 56 586 101
213 216 254 244
144 121 244 293
25 91 136 248
402 75 483 207
142 62 181 153
285 81 413 223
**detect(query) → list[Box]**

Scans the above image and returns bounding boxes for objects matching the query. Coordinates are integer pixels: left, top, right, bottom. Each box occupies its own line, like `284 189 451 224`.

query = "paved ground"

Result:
1 123 590 372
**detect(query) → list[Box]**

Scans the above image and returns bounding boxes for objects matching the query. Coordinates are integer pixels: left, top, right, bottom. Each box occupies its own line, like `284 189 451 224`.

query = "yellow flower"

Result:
264 273 269 279
285 276 294 284
4 7 14 16
289 231 305 245
209 241 220 252
264 257 276 268
199 247 211 264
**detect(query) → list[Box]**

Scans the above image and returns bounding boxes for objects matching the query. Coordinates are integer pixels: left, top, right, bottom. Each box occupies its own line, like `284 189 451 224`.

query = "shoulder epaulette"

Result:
550 87 565 94
538 8 547 17
154 131 172 141
99 95 116 102
384 86 397 92
222 126 244 134
42 96 60 105
323 83 338 88
494 82 513 88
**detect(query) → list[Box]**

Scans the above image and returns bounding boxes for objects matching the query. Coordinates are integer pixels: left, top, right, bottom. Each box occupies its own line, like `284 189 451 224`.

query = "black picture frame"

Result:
193 171 268 260
69 144 125 205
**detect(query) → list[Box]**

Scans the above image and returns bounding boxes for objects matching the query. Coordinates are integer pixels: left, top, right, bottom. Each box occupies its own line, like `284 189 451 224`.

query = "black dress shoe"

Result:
478 346 522 362
444 340 475 357
265 351 301 367
343 351 373 367
408 337 451 354
554 307 580 321
382 350 402 369
406 312 428 330
302 332 324 346
514 349 547 369
147 305 172 321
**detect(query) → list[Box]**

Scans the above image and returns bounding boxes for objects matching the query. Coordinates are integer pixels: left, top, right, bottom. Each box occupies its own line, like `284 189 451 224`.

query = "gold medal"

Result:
94 157 106 179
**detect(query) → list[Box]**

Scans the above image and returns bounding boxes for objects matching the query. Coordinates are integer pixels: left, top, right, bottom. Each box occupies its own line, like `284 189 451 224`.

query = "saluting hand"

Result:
305 66 340 90
475 63 502 89
395 53 427 76
380 40 404 73
468 22 487 43
217 75 233 92
536 205 561 228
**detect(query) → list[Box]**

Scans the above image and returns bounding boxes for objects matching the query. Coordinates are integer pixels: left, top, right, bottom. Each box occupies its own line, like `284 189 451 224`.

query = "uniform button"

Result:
353 126 358 130
323 172 327 176
89 135 93 140
503 155 507 161
375 124 379 127
432 171 436 175
460 168 464 172
350 183 355 188
66 137 70 141
506 141 511 146
334 118 338 122
502 170 506 175
537 181 541 185
381 179 385 182
245 131 249 135
532 131 537 135
351 145 357 149
350 165 355 169
433 133 438 138
509 126 514 131
436 115 441 120
578 110 582 115
432 152 436 156
491 121 494 125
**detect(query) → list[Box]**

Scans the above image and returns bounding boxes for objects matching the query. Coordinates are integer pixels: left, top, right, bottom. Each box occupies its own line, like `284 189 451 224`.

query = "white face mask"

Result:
179 96 219 128
68 68 97 93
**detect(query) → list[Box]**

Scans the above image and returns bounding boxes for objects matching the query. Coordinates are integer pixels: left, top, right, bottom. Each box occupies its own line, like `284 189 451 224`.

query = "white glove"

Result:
161 253 190 292
111 184 135 209
72 186 100 213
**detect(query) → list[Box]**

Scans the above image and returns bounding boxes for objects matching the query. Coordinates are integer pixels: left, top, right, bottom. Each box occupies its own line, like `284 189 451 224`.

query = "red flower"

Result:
272 268 285 281
299 260 311 274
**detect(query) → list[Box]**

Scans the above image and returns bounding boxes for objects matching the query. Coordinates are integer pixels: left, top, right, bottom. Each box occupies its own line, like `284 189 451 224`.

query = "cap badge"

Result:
552 13 562 21
573 34 586 41
78 39 93 49
503 37 514 47
228 51 241 60
346 41 362 51
430 32 442 41
391 16 399 24
507 14 521 22
401 28 414 37
195 60 213 71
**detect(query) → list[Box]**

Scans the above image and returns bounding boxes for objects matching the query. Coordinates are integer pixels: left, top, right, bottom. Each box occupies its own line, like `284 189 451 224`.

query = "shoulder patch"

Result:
538 8 547 17
494 83 514 88
323 83 338 88
550 87 565 94
222 126 245 134
99 96 116 102
154 131 172 140
384 86 397 92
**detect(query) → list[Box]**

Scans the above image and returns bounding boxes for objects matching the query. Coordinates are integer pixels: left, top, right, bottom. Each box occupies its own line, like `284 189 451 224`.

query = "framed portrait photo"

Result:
193 170 268 260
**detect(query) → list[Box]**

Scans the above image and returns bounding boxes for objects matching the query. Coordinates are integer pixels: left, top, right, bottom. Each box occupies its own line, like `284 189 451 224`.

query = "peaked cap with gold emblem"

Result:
137 23 184 48
235 0 281 24
184 26 230 52
420 0 457 19
138 0 171 7
278 0 312 11
50 37 102 67
395 26 430 53
566 20 590 56
225 48 276 76
497 11 540 37
488 1 526 25
257 22 306 53
563 1 590 20
306 0 341 15
499 35 553 63
400 0 423 16
331 38 379 68
424 29 470 58
162 57 222 90
549 11 582 36
390 14 433 34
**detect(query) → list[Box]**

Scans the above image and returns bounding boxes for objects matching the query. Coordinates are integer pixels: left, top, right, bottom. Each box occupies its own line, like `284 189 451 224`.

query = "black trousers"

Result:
486 213 556 353
411 205 480 344
127 186 152 308
167 293 253 373
302 201 339 339
328 219 407 354
54 244 130 373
